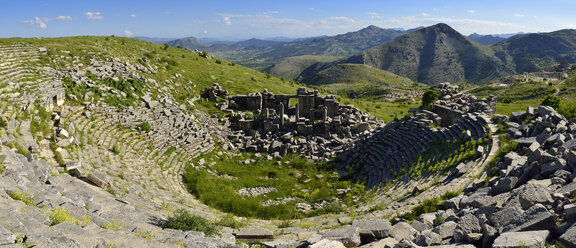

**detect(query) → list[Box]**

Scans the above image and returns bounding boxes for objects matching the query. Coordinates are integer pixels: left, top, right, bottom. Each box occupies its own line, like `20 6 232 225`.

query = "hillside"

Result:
166 36 209 50
169 25 406 70
468 33 506 45
300 63 427 98
493 29 576 73
279 23 576 86
348 23 512 84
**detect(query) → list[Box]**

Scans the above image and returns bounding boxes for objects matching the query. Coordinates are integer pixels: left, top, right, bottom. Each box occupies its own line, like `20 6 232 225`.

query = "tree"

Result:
163 43 169 50
541 95 561 110
422 89 441 110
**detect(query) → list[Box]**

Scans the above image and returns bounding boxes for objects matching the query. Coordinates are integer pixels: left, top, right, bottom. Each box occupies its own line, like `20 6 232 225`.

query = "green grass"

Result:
6 189 35 206
101 219 125 231
162 209 220 237
183 150 368 219
43 207 91 226
397 190 462 221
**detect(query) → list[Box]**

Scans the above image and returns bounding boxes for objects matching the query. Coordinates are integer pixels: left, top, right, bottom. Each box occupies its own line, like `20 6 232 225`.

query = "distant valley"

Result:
156 24 576 86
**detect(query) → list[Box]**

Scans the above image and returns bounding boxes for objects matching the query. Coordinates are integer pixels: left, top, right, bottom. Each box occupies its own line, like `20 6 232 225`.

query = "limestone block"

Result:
235 227 274 243
87 172 108 188
319 227 360 248
493 230 549 248
388 222 417 241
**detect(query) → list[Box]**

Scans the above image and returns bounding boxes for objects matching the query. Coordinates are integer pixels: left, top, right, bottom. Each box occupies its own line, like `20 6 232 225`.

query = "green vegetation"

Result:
541 95 561 109
183 150 368 219
6 189 35 206
134 229 154 239
405 136 488 179
44 207 91 226
101 219 125 231
139 122 151 133
421 89 441 110
397 190 462 221
161 209 220 237
215 214 247 229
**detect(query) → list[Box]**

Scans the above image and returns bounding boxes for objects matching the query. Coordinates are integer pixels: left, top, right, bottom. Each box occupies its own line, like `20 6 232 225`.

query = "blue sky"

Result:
2 0 576 39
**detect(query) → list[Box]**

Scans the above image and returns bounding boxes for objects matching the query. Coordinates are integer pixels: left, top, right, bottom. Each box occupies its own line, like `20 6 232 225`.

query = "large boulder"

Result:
319 227 361 248
352 219 391 243
516 184 553 210
388 222 417 241
559 224 576 247
492 230 549 248
454 214 482 243
501 204 557 233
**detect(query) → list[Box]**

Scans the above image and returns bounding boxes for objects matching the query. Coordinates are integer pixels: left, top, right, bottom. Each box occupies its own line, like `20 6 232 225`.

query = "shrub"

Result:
0 117 7 128
139 122 151 133
421 89 441 110
215 214 246 229
398 197 441 221
541 95 561 110
45 207 77 226
161 209 220 237
7 189 35 206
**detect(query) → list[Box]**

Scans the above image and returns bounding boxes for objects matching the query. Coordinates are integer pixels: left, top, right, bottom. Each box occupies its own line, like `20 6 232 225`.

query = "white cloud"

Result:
421 13 430 17
56 16 72 21
467 10 476 14
222 16 232 25
514 14 525 17
368 12 384 19
130 14 137 18
123 30 133 36
24 17 47 29
84 12 103 20
320 16 355 25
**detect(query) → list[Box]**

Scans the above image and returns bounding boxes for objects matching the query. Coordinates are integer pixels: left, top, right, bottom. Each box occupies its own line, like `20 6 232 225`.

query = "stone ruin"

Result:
413 83 497 127
202 83 384 161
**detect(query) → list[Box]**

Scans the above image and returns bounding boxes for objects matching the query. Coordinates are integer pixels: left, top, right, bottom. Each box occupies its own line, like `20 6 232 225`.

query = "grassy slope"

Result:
0 36 302 99
303 63 427 96
266 55 344 81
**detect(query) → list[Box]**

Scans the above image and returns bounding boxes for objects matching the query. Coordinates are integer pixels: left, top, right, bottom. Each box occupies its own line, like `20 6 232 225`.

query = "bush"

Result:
398 197 441 221
215 214 246 229
422 89 441 110
541 95 561 110
139 122 151 133
162 209 220 237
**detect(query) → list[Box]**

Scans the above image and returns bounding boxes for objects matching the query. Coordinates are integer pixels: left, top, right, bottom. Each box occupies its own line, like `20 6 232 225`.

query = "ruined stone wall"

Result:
432 104 464 127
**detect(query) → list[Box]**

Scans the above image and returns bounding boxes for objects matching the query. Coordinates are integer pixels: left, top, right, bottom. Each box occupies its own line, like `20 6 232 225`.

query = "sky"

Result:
2 0 576 40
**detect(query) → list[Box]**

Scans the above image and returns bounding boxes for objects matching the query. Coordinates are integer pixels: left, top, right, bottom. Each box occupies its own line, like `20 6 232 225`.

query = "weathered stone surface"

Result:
454 214 481 242
502 204 557 232
352 219 391 242
492 230 549 248
310 239 346 248
409 220 429 232
414 230 441 246
432 221 457 239
0 225 16 245
516 184 553 210
320 227 360 248
87 172 108 188
235 227 274 242
559 224 576 247
388 222 417 241
565 203 576 220
262 240 307 248
490 177 518 195
489 207 523 232
358 237 397 248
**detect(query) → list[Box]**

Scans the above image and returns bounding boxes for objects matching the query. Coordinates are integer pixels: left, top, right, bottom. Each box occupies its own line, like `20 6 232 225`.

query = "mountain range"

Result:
160 24 576 85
